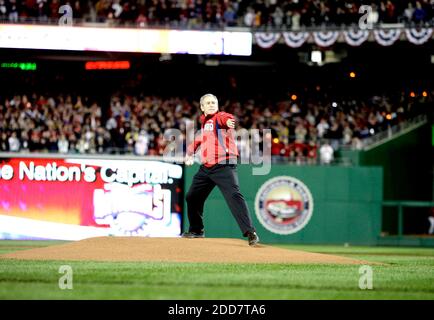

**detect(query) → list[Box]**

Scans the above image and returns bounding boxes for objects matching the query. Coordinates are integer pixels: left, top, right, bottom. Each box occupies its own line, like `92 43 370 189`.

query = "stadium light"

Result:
349 71 356 78
311 50 322 64
422 91 428 97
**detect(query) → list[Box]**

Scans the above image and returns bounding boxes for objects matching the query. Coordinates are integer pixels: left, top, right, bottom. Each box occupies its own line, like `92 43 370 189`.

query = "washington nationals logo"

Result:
255 176 314 235
204 121 214 131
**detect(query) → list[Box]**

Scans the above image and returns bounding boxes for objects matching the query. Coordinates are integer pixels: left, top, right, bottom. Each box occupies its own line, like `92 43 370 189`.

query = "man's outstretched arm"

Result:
218 112 236 129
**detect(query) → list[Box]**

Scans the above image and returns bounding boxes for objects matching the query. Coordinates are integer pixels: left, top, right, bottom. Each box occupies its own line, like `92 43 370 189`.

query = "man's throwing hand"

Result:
226 119 235 128
185 155 194 166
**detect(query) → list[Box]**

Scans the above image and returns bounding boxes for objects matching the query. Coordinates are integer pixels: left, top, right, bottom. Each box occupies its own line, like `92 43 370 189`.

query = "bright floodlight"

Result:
311 50 322 64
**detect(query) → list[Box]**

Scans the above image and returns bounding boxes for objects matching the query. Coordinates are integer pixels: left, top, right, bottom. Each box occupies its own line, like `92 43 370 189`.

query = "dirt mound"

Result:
0 237 368 264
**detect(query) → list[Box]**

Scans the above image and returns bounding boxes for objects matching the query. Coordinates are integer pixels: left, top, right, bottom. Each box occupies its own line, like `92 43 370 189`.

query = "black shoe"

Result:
181 231 205 238
247 231 259 246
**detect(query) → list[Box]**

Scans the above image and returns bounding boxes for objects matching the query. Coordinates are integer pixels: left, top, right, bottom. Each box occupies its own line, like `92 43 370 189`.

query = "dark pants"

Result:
186 164 256 237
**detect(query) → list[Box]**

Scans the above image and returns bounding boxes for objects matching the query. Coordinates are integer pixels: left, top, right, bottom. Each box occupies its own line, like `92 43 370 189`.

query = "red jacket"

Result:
187 111 239 167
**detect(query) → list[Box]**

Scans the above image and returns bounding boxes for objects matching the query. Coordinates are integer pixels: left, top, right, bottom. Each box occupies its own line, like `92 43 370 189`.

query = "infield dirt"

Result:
0 237 372 264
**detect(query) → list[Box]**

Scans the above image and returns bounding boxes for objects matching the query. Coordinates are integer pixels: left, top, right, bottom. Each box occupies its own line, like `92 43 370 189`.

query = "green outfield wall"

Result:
184 165 383 245
338 122 432 236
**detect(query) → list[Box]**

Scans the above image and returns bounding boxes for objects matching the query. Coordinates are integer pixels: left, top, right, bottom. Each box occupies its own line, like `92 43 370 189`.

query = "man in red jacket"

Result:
183 93 259 246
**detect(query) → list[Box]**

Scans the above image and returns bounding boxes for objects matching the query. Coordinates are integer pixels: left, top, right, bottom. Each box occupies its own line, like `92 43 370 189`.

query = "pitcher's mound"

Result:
1 237 367 264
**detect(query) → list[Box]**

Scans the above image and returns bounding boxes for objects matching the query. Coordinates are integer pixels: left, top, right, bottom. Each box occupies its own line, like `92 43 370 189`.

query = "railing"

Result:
383 201 434 237
315 114 429 156
361 114 428 151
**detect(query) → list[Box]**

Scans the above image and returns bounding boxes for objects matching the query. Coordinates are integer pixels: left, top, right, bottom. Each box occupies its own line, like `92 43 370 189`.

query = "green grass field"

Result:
0 240 433 300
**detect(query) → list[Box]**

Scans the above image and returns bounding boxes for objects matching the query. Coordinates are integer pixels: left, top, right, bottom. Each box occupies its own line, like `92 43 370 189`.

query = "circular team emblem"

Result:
255 176 314 235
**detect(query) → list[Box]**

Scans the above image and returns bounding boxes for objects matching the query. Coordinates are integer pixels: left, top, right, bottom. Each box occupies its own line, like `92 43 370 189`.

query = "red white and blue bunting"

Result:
254 32 281 49
312 31 340 47
372 29 401 46
282 31 310 48
343 29 370 46
405 28 433 45
254 28 432 49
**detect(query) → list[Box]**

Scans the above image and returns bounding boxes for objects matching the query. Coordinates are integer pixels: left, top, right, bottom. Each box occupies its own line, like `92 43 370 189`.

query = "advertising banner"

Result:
0 157 183 240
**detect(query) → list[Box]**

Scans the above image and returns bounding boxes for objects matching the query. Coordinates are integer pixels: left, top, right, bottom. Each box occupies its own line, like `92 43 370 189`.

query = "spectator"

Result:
49 0 60 18
134 129 149 155
294 122 307 143
306 140 318 164
58 134 69 153
385 1 396 23
327 120 343 151
291 10 301 29
36 0 48 21
0 0 7 18
367 3 379 26
243 6 255 26
223 4 237 26
319 140 334 164
403 2 414 22
8 131 20 151
8 0 19 22
272 6 284 27
316 118 330 139
0 132 9 151
413 1 427 22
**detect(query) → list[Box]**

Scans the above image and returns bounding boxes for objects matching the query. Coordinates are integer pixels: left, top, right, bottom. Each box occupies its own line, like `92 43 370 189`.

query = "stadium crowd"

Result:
0 90 429 163
0 0 433 28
